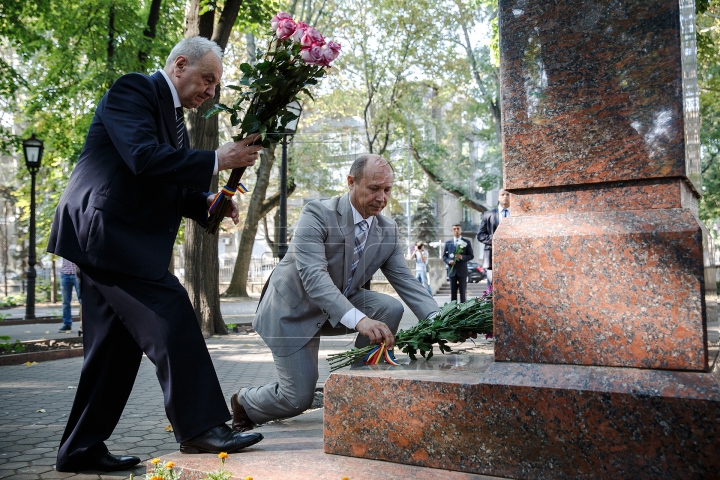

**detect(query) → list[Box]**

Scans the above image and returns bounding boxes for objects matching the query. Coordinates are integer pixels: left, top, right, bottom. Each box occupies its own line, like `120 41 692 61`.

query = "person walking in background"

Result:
58 258 80 333
413 241 432 295
477 189 510 284
443 224 474 303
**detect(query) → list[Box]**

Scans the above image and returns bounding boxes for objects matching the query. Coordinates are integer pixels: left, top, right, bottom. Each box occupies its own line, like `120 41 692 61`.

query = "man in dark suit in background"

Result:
442 224 474 303
48 37 264 473
477 189 511 284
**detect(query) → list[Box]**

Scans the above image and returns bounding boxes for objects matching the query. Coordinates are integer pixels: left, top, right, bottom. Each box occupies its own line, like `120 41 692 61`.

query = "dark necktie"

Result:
344 220 369 295
175 107 184 148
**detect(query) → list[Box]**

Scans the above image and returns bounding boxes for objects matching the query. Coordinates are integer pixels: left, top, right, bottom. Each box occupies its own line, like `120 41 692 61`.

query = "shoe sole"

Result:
179 433 264 454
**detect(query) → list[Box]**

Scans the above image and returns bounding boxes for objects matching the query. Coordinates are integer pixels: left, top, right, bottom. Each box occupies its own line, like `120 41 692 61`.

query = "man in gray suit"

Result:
230 154 439 430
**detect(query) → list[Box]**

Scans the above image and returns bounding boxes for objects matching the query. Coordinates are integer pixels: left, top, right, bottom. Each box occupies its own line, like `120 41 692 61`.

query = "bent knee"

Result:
288 390 316 416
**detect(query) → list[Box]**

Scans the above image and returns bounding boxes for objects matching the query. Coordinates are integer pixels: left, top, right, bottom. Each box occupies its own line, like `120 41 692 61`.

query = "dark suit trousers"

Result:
56 266 230 469
450 274 467 303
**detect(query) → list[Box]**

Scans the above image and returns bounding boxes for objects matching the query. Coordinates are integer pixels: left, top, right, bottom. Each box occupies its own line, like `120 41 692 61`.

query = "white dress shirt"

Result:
158 70 218 175
339 203 376 329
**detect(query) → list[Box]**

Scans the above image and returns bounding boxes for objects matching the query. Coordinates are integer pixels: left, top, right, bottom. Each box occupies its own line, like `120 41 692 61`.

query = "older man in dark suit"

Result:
48 37 264 473
442 224 474 303
477 189 510 284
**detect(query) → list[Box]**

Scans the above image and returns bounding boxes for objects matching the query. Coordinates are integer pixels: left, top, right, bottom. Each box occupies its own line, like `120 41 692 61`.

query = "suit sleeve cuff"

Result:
340 308 365 329
213 152 218 175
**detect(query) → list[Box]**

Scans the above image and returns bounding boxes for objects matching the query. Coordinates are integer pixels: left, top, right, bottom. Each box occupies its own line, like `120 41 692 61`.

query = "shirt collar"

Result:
159 70 181 109
349 202 375 229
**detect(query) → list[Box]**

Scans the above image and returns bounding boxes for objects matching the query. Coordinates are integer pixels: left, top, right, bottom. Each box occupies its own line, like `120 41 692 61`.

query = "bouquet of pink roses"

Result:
203 12 341 234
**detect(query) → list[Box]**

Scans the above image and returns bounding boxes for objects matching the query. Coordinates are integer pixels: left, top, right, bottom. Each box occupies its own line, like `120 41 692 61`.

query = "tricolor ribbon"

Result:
362 342 399 366
208 182 250 214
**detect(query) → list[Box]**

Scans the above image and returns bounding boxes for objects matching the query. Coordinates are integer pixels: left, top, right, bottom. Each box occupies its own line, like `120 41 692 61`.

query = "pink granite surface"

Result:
499 0 701 192
324 358 720 479
493 208 708 370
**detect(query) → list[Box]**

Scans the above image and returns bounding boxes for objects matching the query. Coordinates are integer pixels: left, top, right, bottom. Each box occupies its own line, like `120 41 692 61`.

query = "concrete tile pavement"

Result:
0 293 475 479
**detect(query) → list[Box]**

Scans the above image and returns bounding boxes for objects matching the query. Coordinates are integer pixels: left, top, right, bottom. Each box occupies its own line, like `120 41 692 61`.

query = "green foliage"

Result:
0 336 25 353
2 0 186 251
697 1 720 228
412 193 437 247
0 295 23 308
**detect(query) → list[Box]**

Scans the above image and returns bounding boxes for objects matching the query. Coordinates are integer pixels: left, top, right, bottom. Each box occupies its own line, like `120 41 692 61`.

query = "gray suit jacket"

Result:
254 194 438 357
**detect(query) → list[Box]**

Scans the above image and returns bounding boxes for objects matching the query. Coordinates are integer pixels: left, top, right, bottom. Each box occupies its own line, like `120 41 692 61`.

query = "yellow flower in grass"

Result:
149 476 163 480
244 477 253 480
342 477 350 480
150 458 161 465
165 461 175 469
218 452 229 460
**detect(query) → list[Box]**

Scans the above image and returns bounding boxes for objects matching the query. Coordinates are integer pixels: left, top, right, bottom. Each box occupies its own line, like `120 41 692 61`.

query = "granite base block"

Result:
493 208 708 370
324 356 720 479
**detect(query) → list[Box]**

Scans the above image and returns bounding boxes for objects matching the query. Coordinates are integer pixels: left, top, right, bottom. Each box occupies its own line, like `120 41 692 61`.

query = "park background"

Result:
0 0 719 335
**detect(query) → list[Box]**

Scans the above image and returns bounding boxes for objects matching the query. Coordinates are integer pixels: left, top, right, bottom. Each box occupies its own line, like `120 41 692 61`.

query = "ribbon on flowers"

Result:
208 182 250 214
362 342 399 366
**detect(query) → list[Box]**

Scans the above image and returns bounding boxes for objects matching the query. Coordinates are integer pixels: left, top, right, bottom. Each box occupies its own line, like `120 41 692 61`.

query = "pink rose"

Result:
292 21 309 43
276 18 296 40
270 12 292 31
322 41 341 64
300 45 325 65
300 27 325 48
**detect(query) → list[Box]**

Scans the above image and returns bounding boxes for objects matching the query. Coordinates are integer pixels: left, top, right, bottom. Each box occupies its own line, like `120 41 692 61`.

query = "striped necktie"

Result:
175 107 185 148
344 220 369 295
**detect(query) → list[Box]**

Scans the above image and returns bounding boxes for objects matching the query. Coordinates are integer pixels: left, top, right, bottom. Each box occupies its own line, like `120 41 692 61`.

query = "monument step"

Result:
149 408 501 480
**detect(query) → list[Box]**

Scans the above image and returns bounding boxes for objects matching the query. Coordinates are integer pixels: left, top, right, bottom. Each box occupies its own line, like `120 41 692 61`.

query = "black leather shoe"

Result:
56 452 141 472
180 424 263 454
230 390 255 432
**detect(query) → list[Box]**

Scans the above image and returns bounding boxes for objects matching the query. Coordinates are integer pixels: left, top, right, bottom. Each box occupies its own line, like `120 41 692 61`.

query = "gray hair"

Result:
349 154 394 181
165 36 223 68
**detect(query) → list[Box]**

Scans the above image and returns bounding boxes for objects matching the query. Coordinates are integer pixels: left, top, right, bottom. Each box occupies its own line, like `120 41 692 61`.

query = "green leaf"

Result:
239 63 254 75
225 85 243 91
203 104 231 118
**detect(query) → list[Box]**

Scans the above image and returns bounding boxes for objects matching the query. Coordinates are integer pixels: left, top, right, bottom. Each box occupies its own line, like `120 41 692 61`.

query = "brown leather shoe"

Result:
230 389 254 432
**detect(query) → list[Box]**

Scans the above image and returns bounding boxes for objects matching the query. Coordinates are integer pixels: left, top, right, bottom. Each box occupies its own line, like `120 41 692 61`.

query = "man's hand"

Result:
448 259 455 265
356 317 395 349
206 194 240 224
456 254 463 260
217 135 262 171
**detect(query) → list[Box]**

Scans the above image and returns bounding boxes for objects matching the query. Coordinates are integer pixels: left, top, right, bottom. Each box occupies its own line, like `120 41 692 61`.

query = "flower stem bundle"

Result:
327 289 493 372
203 12 341 234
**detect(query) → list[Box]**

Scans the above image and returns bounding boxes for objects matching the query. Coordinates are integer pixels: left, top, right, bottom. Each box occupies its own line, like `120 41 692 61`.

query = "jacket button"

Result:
169 228 174 233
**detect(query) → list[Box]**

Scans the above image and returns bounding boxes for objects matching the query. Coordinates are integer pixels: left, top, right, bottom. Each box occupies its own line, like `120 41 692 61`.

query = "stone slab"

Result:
148 409 499 480
499 0 701 191
494 208 707 370
324 356 720 479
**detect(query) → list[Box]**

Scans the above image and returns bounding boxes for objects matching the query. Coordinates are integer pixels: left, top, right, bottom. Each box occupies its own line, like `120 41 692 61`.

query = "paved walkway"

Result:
0 290 478 479
4 282 716 480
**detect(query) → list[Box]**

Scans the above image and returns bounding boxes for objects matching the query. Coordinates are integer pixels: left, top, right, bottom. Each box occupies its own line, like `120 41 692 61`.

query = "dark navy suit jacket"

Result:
47 72 215 279
442 237 474 278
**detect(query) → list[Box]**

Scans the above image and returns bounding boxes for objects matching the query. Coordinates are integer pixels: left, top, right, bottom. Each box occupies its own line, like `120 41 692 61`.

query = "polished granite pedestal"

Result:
324 354 720 478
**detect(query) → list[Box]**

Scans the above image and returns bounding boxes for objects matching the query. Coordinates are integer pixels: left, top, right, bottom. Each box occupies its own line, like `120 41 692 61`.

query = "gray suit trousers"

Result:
240 289 404 424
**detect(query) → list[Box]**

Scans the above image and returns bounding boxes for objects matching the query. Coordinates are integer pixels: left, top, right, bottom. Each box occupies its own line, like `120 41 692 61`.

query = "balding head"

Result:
348 154 394 218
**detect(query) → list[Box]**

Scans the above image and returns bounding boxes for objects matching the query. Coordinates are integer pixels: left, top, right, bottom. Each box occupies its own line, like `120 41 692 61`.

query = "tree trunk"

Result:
224 145 277 297
183 3 225 337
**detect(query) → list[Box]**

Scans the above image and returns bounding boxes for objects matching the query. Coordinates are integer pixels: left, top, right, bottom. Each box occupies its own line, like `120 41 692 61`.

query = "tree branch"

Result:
410 146 488 213
137 0 162 67
259 179 296 219
211 0 243 50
